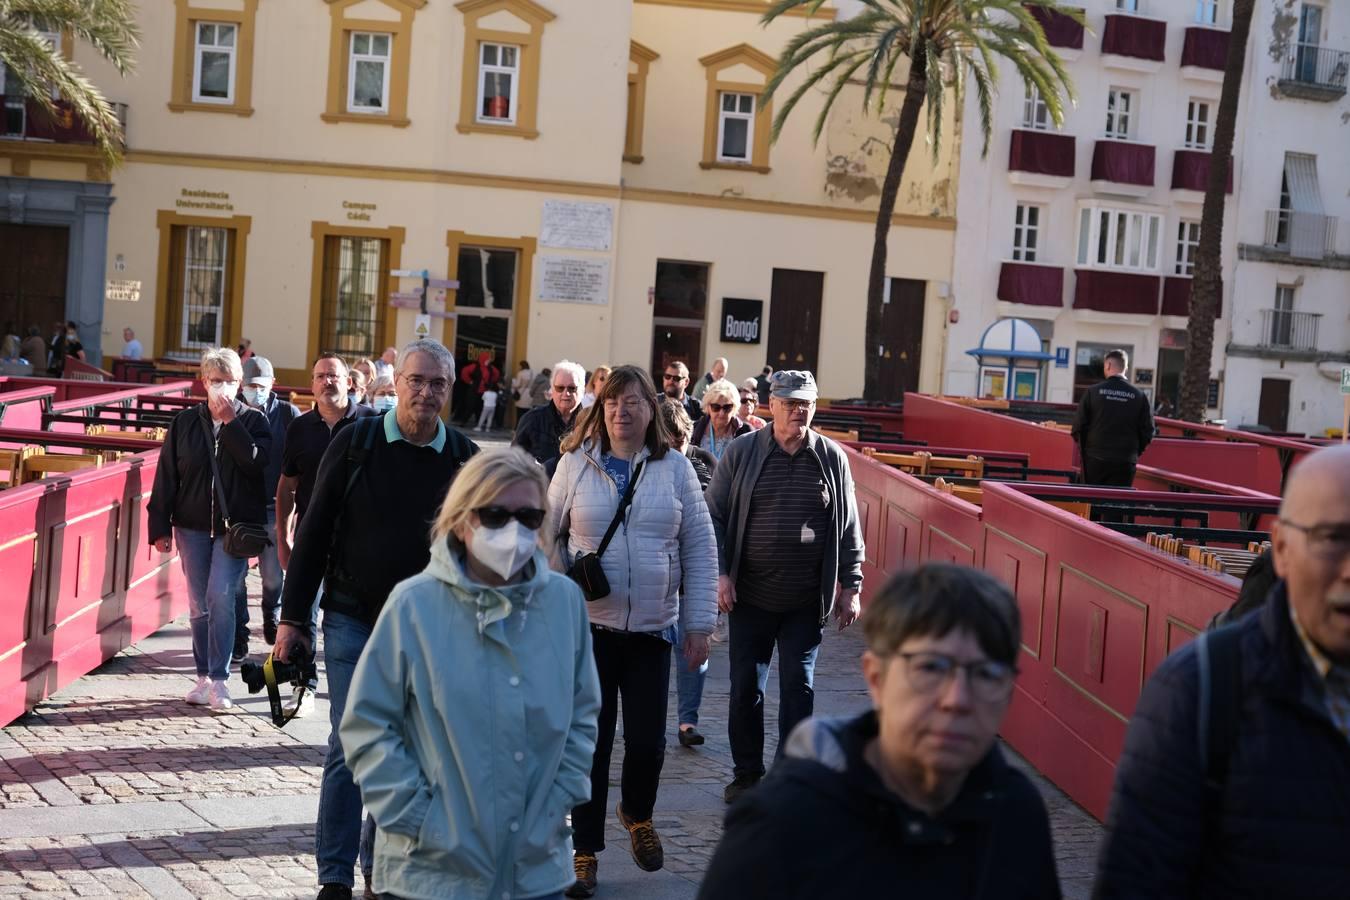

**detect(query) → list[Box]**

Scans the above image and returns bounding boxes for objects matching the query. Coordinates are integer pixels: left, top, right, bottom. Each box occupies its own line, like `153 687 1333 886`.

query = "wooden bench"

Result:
20 452 103 484
813 426 859 442
0 446 44 488
862 447 931 475
927 454 985 479
289 393 317 411
933 478 984 506
85 424 167 441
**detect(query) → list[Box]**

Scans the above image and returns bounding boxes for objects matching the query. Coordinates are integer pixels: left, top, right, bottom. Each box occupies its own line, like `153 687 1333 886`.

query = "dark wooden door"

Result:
767 268 823 375
1258 378 1290 432
0 224 68 337
878 277 926 399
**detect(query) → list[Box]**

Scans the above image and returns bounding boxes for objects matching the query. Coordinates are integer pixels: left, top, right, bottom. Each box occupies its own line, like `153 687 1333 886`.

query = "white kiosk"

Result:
966 317 1055 401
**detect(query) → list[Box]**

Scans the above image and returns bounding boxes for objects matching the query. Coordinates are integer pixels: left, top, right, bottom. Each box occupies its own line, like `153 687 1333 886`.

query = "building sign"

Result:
105 279 141 302
1341 366 1350 394
540 200 614 251
1054 346 1069 368
176 189 233 212
538 256 609 305
720 298 762 344
1135 368 1154 386
343 201 376 222
1207 379 1222 409
413 314 432 339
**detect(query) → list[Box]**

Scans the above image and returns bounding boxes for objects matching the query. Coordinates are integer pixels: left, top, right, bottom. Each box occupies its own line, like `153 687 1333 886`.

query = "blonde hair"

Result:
368 374 395 396
586 365 612 393
430 447 551 548
702 378 739 411
200 347 243 381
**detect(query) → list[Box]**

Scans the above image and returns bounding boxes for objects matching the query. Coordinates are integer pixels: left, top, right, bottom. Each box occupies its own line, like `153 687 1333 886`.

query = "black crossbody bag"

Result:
567 461 643 602
200 416 271 559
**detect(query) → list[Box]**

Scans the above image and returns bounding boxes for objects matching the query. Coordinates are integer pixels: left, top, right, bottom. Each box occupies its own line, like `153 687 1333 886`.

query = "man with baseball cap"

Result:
232 356 299 663
705 370 865 804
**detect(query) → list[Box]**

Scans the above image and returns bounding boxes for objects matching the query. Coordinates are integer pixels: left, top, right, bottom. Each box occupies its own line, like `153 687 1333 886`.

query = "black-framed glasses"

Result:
552 384 579 394
1279 519 1350 560
895 651 1016 702
708 403 735 413
475 506 546 530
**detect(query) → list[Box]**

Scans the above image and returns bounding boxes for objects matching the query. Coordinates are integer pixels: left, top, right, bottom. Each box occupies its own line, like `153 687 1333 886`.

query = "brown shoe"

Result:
566 852 597 898
361 874 377 900
616 802 664 872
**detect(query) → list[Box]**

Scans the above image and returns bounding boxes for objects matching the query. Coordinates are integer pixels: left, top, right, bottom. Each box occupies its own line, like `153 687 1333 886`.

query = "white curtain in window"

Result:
1283 153 1325 259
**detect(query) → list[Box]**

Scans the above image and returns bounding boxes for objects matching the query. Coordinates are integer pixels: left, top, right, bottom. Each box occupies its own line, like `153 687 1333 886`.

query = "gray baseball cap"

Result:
242 356 274 382
769 369 817 401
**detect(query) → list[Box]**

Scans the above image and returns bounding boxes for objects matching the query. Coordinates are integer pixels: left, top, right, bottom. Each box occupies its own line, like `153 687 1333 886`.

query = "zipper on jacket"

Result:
209 433 218 539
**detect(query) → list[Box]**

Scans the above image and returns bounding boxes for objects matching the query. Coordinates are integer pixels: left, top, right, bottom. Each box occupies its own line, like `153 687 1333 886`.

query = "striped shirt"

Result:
1290 606 1350 743
735 443 831 613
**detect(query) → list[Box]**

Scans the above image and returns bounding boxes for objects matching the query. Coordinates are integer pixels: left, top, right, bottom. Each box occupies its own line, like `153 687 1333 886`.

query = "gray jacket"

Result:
705 426 864 624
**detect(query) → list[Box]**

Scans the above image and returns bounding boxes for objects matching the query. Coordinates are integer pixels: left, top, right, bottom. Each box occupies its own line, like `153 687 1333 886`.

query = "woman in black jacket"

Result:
698 564 1060 900
148 347 271 711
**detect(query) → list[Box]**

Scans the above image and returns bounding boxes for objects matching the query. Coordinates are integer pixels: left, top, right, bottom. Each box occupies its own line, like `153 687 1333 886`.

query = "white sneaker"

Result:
185 676 211 706
282 686 315 718
207 681 233 711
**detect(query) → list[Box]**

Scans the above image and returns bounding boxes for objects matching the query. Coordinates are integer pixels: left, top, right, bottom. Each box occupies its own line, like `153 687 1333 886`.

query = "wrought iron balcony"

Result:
1260 308 1321 352
0 96 127 146
1180 26 1230 71
1263 209 1339 260
1278 44 1349 101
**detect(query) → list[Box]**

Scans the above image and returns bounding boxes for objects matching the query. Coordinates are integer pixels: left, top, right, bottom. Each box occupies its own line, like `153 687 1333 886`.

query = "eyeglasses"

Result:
662 373 686 382
552 384 579 394
1279 519 1350 560
776 399 814 412
708 403 735 413
475 506 546 530
400 374 450 395
313 372 345 383
894 651 1016 703
740 396 755 404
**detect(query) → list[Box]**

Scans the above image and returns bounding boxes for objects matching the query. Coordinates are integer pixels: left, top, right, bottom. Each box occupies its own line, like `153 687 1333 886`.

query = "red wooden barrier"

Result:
902 393 1076 471
1155 416 1318 494
0 386 56 433
1138 437 1260 489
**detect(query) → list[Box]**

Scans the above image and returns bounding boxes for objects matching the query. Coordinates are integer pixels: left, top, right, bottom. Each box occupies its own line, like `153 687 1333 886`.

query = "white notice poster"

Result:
538 256 610 306
540 200 614 251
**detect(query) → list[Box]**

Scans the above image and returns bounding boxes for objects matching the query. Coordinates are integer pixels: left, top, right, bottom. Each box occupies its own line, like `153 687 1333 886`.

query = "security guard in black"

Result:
1071 373 1154 487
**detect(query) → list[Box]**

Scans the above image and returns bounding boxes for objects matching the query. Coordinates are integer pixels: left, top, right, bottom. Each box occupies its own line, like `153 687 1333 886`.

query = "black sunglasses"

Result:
708 403 735 413
474 506 546 530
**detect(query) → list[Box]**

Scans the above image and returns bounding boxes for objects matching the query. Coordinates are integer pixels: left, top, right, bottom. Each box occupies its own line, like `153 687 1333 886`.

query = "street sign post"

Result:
1341 367 1349 444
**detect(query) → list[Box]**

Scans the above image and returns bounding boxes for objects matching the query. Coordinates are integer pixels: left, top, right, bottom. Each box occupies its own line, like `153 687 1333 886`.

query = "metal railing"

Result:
1281 43 1350 90
1263 209 1339 258
1260 308 1321 352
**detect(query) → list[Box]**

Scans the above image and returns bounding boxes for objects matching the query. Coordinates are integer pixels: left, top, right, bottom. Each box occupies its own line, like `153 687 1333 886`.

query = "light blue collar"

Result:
383 410 446 452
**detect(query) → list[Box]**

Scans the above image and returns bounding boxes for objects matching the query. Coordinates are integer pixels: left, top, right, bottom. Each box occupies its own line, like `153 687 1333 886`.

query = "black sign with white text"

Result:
721 297 762 344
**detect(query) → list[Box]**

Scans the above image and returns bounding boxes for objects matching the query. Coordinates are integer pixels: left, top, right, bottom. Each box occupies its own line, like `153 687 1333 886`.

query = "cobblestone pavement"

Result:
0 476 1103 897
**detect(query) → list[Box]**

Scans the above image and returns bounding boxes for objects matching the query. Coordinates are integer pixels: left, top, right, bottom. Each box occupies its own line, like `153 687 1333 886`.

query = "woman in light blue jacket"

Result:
340 447 601 900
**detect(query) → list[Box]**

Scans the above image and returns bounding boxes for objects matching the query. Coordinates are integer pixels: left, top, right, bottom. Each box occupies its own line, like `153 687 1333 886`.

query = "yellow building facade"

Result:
1 0 960 399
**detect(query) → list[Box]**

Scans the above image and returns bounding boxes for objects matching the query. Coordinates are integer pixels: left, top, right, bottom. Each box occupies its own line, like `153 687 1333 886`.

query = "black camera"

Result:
240 652 318 727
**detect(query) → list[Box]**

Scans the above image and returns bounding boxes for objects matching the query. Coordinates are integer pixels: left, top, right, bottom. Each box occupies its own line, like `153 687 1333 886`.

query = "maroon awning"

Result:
1027 5 1085 50
1171 149 1233 193
1181 26 1230 70
1009 129 1076 178
998 262 1065 307
1091 140 1155 186
1162 276 1223 318
16 98 97 144
1073 269 1161 315
1102 14 1167 62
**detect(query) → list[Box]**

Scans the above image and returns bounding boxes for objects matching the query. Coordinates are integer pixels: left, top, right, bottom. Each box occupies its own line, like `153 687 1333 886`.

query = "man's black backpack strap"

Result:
1196 625 1243 799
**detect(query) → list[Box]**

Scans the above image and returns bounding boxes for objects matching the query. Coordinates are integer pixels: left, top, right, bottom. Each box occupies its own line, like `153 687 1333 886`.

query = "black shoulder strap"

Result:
1196 625 1243 793
342 414 380 500
199 414 232 526
595 461 644 560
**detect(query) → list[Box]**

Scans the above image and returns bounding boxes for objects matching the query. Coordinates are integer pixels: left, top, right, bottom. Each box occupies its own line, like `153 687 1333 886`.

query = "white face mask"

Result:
373 395 396 413
242 386 270 408
208 381 239 403
469 520 538 581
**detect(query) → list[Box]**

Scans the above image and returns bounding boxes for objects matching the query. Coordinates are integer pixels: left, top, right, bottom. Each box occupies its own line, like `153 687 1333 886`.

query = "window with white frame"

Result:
179 226 229 354
1022 82 1050 130
1076 204 1163 272
348 32 391 113
1105 88 1135 140
717 92 755 163
1013 204 1043 261
1194 0 1218 24
477 43 519 123
1175 220 1201 275
1271 284 1296 345
193 22 236 103
1184 99 1211 149
2 31 60 134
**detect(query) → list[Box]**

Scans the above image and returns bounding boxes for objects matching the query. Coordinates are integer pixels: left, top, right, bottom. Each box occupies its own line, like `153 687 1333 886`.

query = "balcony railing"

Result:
1278 44 1350 100
1101 13 1167 63
1026 4 1084 50
1180 26 1230 71
1260 308 1321 352
1263 209 1339 259
0 96 127 146
1091 139 1156 189
1008 129 1075 179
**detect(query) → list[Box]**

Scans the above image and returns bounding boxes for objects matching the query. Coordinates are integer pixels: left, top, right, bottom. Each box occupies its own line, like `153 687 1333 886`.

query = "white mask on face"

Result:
469 520 538 581
208 381 239 403
242 386 269 408
373 395 396 413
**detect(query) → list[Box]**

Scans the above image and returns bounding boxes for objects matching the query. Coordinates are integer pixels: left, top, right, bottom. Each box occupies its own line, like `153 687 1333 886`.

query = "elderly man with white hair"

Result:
148 347 272 712
513 358 583 466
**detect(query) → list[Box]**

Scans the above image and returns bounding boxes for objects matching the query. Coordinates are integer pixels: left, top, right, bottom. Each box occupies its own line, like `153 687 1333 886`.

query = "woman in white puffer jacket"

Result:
547 364 717 898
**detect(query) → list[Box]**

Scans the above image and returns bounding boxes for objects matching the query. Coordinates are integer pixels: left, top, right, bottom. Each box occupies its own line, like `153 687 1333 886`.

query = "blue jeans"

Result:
673 621 708 727
316 610 376 886
175 528 247 682
727 601 823 779
234 512 282 640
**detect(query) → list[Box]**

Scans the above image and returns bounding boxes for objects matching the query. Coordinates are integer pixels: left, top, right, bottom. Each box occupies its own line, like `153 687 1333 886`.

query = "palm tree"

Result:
763 0 1079 401
0 0 139 169
1176 0 1255 424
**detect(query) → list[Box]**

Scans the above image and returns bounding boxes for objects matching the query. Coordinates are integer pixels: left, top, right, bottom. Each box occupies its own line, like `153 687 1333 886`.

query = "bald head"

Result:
1274 444 1350 663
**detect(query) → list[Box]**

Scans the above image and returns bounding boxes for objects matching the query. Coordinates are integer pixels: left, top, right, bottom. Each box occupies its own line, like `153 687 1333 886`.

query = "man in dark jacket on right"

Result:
1095 444 1350 898
1070 349 1154 487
